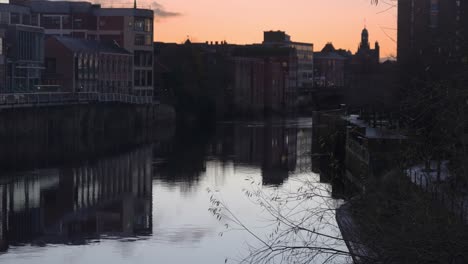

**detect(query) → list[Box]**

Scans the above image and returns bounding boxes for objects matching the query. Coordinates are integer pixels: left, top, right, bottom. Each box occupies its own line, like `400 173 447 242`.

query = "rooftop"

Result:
52 36 131 54
345 115 406 140
232 45 295 57
11 0 153 16
314 52 347 60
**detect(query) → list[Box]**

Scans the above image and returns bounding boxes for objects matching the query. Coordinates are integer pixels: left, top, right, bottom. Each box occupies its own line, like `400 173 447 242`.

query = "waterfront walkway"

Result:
0 92 155 109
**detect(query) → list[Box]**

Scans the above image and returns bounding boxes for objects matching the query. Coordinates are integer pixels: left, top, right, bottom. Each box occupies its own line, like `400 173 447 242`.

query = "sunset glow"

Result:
148 0 397 58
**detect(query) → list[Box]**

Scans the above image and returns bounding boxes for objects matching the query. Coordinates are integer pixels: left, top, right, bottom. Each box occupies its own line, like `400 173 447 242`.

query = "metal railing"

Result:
0 92 154 108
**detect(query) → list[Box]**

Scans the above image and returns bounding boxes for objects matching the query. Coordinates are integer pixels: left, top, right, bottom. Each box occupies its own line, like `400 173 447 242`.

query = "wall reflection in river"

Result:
0 118 344 264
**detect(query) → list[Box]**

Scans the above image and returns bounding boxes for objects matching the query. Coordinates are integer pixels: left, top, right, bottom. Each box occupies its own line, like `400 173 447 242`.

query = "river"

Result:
0 118 348 264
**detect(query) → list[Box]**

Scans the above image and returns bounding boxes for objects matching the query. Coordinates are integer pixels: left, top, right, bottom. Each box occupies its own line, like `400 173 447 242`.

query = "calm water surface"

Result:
0 118 347 263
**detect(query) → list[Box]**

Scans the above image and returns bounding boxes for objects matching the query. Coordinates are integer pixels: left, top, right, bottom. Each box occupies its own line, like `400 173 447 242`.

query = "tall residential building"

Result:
263 30 314 90
11 0 154 97
398 0 468 77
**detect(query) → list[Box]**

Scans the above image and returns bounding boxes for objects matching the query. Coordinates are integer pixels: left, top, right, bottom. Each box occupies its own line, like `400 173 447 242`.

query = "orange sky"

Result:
148 0 397 58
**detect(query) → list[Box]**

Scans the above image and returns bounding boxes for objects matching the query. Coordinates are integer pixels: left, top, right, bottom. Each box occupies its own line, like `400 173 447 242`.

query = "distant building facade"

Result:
231 45 298 115
263 30 313 90
44 36 132 93
11 0 154 97
314 43 348 87
231 57 265 115
0 3 44 92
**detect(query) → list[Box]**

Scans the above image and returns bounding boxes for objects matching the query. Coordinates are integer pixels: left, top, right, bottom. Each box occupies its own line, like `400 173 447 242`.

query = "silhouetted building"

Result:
11 0 154 97
44 36 133 93
231 57 265 115
398 0 468 78
263 30 313 90
314 43 348 87
231 45 298 114
154 41 236 117
344 29 400 109
351 28 380 73
264 57 285 113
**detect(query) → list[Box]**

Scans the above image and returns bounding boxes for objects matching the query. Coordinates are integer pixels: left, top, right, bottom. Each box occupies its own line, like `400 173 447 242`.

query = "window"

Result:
146 52 153 66
22 14 30 25
0 12 9 24
134 51 153 66
134 51 141 66
45 58 56 74
74 18 83 29
42 15 61 29
145 35 152 46
135 34 145 45
430 0 439 28
31 13 39 26
145 18 152 32
62 15 71 29
10 13 20 24
146 70 152 86
0 38 3 56
135 70 141 86
134 18 145 31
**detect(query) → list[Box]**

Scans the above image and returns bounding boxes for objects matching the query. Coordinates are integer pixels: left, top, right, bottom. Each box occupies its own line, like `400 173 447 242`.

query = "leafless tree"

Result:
208 175 374 264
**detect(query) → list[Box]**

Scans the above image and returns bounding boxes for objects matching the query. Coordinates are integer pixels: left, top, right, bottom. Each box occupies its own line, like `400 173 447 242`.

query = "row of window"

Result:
134 51 153 67
134 70 153 87
135 34 152 46
134 18 152 32
75 55 132 74
16 30 44 61
75 80 132 92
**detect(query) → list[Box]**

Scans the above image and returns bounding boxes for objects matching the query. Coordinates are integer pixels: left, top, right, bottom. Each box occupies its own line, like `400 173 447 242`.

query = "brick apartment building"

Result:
231 57 265 115
231 45 298 115
44 36 132 93
10 0 154 96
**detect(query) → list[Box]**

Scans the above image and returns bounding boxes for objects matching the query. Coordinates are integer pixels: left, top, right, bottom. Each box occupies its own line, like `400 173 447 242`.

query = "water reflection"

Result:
0 118 345 264
0 147 153 251
157 119 312 188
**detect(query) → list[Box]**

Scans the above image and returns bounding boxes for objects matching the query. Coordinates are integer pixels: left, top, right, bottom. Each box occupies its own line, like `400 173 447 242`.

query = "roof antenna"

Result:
134 0 137 9
364 18 367 29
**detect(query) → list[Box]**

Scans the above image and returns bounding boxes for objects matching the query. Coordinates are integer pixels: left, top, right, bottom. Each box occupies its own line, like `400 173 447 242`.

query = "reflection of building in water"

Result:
261 123 297 186
210 122 300 186
234 125 265 166
153 127 209 187
295 128 312 173
0 146 153 252
262 124 289 186
155 121 303 188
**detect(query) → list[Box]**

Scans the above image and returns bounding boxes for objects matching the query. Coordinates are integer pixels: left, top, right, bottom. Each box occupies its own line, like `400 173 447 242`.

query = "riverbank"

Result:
313 109 468 263
0 103 176 173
